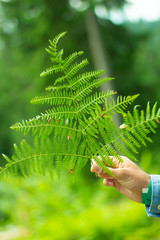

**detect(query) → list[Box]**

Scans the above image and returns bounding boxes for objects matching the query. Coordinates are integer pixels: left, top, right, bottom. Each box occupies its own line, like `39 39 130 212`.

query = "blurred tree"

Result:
69 0 127 96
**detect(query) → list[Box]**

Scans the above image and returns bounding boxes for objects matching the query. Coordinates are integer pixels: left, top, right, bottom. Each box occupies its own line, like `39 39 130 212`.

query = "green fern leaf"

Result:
1 32 160 179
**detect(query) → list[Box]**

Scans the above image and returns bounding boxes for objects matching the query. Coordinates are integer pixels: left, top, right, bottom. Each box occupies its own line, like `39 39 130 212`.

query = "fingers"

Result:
92 156 122 169
91 156 119 178
91 162 115 179
91 161 101 173
103 178 115 187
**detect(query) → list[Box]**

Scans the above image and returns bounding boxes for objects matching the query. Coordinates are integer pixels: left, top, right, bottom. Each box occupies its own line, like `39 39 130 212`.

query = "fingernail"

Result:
108 179 114 186
93 165 101 173
91 159 101 173
91 159 96 165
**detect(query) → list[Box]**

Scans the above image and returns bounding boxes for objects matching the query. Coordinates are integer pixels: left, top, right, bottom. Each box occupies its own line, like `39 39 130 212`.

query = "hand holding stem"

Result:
91 156 150 203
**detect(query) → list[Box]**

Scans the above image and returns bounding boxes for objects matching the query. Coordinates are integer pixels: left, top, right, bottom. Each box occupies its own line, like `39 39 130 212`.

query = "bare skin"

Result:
91 156 151 203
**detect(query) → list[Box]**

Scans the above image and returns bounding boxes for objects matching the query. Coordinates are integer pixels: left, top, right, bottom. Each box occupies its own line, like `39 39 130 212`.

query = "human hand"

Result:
91 156 151 203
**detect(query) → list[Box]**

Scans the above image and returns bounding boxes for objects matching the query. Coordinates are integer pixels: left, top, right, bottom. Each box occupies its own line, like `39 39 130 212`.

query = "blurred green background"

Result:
0 0 160 239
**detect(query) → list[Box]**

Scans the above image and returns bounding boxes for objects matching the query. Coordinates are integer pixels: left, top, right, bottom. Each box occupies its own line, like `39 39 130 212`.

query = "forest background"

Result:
0 0 160 239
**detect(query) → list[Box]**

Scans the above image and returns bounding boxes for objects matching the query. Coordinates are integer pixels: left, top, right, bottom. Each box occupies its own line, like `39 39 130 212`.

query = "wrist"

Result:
143 173 151 188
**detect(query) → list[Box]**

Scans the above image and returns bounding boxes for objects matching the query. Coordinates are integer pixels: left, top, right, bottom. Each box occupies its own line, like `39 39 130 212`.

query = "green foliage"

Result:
0 174 159 240
1 32 160 179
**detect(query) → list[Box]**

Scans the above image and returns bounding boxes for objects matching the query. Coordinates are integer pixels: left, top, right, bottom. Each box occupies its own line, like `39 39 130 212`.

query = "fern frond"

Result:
123 103 159 144
74 77 113 101
30 90 73 106
32 79 114 106
45 70 105 91
70 70 105 90
10 117 81 137
40 32 67 77
30 91 114 121
40 51 84 78
45 84 69 92
9 93 141 137
46 31 67 58
106 94 140 114
82 94 139 134
1 136 90 179
40 64 63 77
2 32 160 179
63 51 84 70
86 103 160 166
79 90 115 114
54 59 89 85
